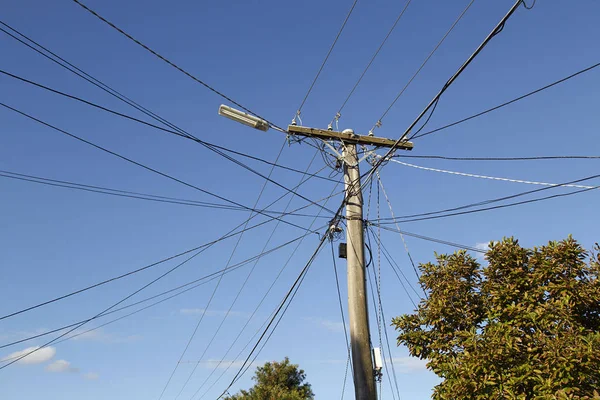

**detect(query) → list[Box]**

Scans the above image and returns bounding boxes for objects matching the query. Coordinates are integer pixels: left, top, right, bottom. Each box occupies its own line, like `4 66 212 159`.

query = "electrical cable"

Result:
394 154 600 161
0 67 340 184
0 230 313 352
0 29 341 221
0 173 342 323
169 150 322 400
368 226 420 305
402 0 524 140
294 0 359 120
330 240 353 400
332 0 413 124
365 231 402 400
412 61 600 139
70 0 284 131
0 170 329 218
373 174 600 224
0 102 323 232
359 0 524 194
387 158 595 189
158 138 293 400
370 0 476 134
216 231 330 398
190 180 343 400
377 183 600 225
368 224 486 254
376 171 423 290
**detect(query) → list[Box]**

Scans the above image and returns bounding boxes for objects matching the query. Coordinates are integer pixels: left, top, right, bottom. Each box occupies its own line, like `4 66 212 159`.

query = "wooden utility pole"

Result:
343 137 376 399
288 125 412 400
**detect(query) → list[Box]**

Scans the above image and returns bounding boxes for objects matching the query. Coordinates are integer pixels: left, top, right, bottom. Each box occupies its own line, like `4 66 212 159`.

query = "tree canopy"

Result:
224 357 314 400
393 237 600 399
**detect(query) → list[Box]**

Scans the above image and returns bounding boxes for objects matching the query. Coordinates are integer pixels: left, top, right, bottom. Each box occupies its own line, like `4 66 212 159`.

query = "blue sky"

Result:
1 0 598 399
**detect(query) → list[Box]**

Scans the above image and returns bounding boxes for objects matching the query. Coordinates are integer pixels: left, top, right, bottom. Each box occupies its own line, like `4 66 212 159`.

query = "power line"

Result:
394 154 600 161
295 0 359 120
158 138 292 400
358 0 525 197
0 68 339 184
188 180 343 400
403 0 526 140
370 0 475 134
0 102 323 232
0 73 337 215
0 170 330 218
0 231 313 352
388 158 596 189
412 61 600 140
378 182 600 225
0 24 340 222
70 0 283 131
365 233 401 400
0 175 342 323
366 226 419 308
368 224 486 254
373 174 600 224
216 230 330 398
332 0 413 124
376 171 422 286
330 240 353 400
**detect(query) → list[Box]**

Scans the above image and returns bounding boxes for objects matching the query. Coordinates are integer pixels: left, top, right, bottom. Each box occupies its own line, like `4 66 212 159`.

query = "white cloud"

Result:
179 308 249 318
391 356 428 372
1 346 56 365
45 359 79 373
83 372 99 380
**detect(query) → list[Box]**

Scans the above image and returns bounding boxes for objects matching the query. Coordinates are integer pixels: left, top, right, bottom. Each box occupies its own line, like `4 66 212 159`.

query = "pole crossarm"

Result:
288 125 414 150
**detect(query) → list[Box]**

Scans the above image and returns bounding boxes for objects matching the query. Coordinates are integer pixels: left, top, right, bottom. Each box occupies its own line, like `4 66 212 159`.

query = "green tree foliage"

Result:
393 237 600 399
224 357 314 400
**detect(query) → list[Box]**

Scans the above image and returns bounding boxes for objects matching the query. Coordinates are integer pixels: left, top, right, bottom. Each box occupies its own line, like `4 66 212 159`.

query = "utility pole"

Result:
218 105 413 400
342 137 376 400
287 125 412 400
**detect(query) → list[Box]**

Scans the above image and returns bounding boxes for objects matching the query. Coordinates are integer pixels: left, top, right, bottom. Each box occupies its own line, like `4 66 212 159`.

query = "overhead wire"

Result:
0 230 314 352
294 0 359 121
216 230 330 398
0 68 340 185
365 231 400 400
0 172 342 324
0 170 330 218
367 226 420 305
358 0 525 194
366 227 402 399
411 61 600 140
70 0 283 131
387 158 596 189
370 0 476 134
330 240 353 400
373 174 600 224
170 151 324 400
331 0 413 125
190 180 343 400
402 0 526 140
375 171 422 287
394 154 600 161
0 102 324 232
156 138 289 400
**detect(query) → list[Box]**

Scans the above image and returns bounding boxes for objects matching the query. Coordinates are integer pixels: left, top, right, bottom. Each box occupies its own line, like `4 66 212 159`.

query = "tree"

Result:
224 357 314 400
393 237 600 400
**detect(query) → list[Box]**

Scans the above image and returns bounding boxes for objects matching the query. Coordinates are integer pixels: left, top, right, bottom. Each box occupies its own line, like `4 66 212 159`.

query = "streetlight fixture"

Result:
218 105 269 132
